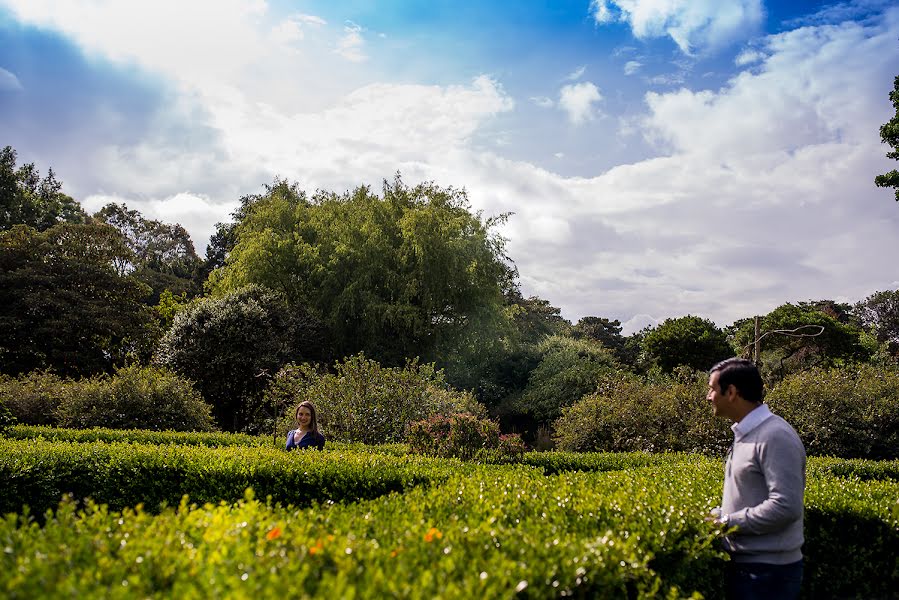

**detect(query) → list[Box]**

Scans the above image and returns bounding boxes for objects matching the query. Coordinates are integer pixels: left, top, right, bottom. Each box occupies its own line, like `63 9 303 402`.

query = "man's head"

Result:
707 358 764 421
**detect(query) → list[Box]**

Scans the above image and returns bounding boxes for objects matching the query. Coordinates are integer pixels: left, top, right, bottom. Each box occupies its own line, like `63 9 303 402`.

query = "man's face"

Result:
707 371 731 419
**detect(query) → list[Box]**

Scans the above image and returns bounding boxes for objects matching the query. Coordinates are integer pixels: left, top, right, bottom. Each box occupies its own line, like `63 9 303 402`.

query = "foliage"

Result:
0 395 14 434
6 424 272 448
1 447 897 599
642 315 733 373
0 437 458 516
208 176 511 367
268 354 486 444
0 370 73 425
571 316 629 359
855 288 899 345
95 202 203 303
54 365 216 432
512 335 621 423
874 74 899 201
731 303 872 383
154 289 189 333
766 363 899 459
155 285 324 431
553 368 732 454
0 145 87 232
0 222 154 377
406 413 525 460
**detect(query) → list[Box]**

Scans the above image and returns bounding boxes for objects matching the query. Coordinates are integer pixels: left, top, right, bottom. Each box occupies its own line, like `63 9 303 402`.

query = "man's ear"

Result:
723 383 738 401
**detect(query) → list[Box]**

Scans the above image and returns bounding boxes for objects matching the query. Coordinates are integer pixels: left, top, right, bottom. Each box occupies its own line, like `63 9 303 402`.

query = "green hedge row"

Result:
0 439 461 515
5 424 411 455
3 457 897 599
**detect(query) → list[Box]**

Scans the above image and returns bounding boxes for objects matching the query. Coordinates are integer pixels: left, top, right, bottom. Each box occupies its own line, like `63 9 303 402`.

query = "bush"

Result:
766 363 899 459
0 370 74 426
552 368 731 454
406 413 525 460
267 353 486 443
0 396 14 434
56 365 216 432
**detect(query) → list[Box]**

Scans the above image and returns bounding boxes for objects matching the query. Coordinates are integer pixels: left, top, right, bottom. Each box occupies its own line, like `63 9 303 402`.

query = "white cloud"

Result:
565 65 587 80
0 67 23 91
624 60 643 75
531 96 554 108
591 0 765 55
734 49 765 66
559 82 603 124
272 13 326 45
336 21 367 62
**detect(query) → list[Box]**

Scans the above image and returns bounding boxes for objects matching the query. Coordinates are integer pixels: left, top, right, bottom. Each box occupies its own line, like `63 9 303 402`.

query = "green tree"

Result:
875 75 899 201
154 285 325 431
0 146 86 231
514 335 620 423
208 175 511 366
642 315 733 372
0 222 154 377
96 203 203 303
855 289 899 346
731 303 872 382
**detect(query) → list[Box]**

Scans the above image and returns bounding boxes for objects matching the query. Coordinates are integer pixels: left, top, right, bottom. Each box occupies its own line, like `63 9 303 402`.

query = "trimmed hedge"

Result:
0 438 460 515
2 455 896 598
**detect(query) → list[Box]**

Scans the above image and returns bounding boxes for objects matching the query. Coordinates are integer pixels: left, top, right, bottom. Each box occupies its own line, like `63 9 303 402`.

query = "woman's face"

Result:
297 406 313 428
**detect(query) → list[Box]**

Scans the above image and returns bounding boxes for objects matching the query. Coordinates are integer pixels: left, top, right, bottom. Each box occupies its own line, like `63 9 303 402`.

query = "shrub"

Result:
56 365 216 432
267 353 487 443
766 363 899 459
513 335 620 423
0 396 14 434
0 370 74 426
407 413 516 460
552 368 731 454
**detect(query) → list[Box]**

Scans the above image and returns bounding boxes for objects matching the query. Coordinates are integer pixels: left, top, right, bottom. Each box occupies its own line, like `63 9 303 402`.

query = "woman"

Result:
285 400 326 451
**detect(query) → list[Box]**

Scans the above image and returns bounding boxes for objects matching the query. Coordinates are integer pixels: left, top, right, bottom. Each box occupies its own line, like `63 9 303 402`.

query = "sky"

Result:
2 0 898 334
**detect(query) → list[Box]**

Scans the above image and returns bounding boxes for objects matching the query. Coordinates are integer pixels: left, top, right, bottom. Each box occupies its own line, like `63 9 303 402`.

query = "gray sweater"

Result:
721 412 806 564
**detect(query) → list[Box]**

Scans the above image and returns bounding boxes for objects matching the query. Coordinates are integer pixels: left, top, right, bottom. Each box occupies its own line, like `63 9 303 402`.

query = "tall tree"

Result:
855 289 899 345
0 222 153 376
96 203 203 302
0 146 86 231
208 175 512 366
875 75 899 201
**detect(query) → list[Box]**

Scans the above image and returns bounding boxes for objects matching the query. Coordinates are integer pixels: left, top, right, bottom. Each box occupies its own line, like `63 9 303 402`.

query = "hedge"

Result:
2 456 896 598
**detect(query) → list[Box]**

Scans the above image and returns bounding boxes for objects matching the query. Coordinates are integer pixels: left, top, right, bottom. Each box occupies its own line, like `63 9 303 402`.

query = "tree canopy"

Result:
0 222 153 377
642 315 734 372
1 146 86 231
208 176 512 366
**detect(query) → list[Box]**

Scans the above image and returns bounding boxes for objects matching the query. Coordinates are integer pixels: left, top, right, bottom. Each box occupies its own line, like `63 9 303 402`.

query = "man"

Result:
707 357 806 600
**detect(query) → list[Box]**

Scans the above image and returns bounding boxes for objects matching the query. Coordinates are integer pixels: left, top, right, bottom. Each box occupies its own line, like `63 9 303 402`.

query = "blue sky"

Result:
2 0 898 333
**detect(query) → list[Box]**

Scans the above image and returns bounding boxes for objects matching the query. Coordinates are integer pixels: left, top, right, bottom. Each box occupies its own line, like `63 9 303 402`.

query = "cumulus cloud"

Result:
734 48 765 66
559 82 603 124
272 13 327 45
531 96 554 108
591 0 765 55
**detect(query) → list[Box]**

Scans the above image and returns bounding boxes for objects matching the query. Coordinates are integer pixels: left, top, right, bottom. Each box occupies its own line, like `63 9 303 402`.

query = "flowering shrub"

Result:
407 413 525 461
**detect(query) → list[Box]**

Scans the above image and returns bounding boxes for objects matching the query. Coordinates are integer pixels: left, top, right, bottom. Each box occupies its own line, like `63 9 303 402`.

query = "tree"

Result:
875 75 899 201
572 316 629 359
0 146 86 231
0 222 154 377
855 289 899 345
95 203 203 303
642 315 733 372
208 175 512 366
154 285 325 431
731 303 872 382
514 335 620 423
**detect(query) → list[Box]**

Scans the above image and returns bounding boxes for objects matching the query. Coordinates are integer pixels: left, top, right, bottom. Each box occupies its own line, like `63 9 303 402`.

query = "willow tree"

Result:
208 176 512 366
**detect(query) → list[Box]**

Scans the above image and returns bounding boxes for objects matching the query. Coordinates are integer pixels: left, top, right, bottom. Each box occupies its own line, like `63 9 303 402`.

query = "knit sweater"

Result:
721 411 806 564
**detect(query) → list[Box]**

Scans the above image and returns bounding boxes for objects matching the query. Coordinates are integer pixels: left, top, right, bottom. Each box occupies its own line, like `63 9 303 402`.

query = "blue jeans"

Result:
726 559 803 600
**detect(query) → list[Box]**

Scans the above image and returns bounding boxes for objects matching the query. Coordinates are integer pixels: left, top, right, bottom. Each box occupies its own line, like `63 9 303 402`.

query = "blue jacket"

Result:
285 429 326 451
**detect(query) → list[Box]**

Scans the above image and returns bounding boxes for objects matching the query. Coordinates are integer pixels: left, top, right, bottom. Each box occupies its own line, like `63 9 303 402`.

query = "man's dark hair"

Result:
710 358 764 404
